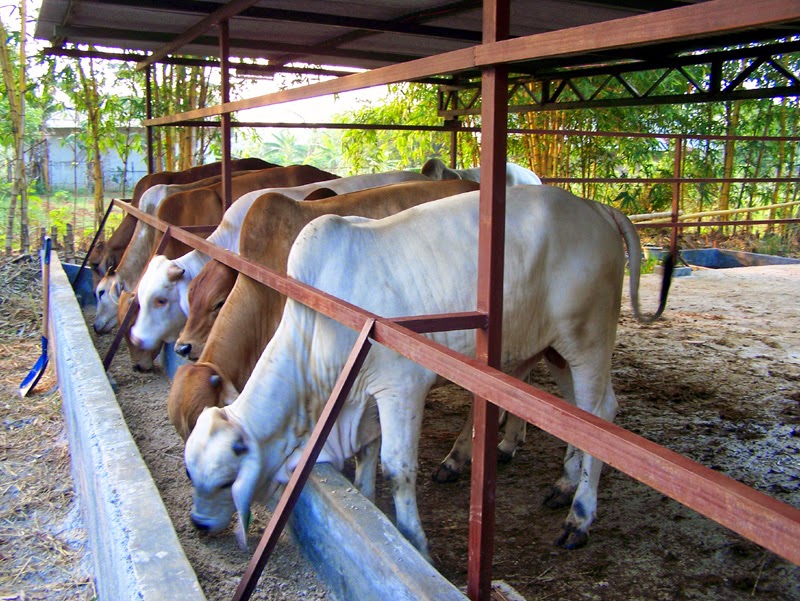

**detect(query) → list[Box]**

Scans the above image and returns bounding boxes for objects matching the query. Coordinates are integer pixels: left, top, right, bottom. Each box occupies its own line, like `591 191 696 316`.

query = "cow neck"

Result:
204 278 277 391
175 249 211 282
116 220 159 291
224 300 312 459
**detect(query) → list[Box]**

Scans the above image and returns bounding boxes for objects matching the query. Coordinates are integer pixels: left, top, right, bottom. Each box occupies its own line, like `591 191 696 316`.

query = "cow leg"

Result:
496 360 543 463
541 357 579 510
554 364 617 550
433 405 525 481
432 403 473 483
353 436 380 501
433 358 541 482
376 389 430 560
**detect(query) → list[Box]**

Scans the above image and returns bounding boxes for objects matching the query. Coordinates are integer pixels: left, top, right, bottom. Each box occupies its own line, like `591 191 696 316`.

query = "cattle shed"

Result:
34 1 800 600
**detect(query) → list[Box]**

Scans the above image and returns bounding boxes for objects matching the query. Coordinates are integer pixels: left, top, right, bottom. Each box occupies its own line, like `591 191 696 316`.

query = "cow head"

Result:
130 255 190 351
185 407 269 550
169 362 239 441
117 290 162 372
93 270 122 334
88 240 108 288
175 261 238 361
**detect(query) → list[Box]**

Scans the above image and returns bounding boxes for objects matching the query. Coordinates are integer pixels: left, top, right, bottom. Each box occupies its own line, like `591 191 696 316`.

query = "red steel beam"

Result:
468 1 509 598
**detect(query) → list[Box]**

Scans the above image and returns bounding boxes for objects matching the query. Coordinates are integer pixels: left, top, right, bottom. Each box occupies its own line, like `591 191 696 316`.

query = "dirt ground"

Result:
6 253 800 600
411 264 800 601
0 257 96 601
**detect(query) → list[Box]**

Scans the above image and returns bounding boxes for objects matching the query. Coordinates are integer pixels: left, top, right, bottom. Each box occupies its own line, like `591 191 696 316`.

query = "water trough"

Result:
680 248 800 269
49 254 466 601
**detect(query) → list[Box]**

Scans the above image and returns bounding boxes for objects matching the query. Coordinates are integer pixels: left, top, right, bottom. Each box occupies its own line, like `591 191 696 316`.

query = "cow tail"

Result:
609 206 673 324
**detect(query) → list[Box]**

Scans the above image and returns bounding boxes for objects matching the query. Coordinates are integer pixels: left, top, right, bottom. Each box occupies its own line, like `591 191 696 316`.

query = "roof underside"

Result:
35 0 800 80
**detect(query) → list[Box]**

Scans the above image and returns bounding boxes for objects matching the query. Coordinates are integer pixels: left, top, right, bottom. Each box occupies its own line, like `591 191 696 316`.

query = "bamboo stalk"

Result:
637 199 800 224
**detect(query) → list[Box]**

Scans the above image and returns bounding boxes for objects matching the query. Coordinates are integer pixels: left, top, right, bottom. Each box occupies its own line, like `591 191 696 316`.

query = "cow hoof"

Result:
555 524 589 549
542 486 573 510
431 464 461 483
497 449 514 464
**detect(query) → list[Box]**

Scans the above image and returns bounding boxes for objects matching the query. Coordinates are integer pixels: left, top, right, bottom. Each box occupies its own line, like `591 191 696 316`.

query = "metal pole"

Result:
671 136 683 258
219 20 233 210
146 66 155 175
467 0 508 599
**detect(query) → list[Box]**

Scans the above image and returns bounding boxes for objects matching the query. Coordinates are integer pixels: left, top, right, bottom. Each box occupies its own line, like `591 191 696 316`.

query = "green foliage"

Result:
336 83 453 174
756 233 790 256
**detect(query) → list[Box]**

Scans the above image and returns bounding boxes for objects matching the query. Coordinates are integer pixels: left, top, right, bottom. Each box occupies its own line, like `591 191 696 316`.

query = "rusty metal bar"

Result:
391 311 487 334
544 176 800 185
638 218 800 229
110 201 800 567
103 293 137 371
671 136 683 258
72 197 117 287
141 116 800 145
219 20 233 211
467 1 508 597
233 319 376 601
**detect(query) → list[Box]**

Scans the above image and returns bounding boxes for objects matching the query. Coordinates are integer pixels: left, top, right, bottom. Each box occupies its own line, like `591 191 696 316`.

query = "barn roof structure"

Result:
32 0 800 74
36 0 800 113
33 2 800 600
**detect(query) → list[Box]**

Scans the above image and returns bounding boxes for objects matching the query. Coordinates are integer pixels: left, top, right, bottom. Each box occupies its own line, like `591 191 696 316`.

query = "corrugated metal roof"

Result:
34 0 800 78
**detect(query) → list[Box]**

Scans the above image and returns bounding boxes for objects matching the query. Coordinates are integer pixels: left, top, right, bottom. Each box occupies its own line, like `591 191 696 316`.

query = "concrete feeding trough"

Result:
49 256 466 601
61 262 96 307
644 247 800 277
680 248 800 269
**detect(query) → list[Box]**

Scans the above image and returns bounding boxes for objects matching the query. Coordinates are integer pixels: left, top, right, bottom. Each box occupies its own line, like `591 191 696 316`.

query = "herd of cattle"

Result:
86 158 671 560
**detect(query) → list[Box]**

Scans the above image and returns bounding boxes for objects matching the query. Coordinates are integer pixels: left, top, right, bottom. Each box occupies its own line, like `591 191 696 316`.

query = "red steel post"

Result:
467 0 509 598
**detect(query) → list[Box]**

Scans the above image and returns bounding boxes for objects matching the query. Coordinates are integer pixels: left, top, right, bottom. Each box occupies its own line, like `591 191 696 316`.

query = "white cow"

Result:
184 185 671 558
421 157 542 185
130 171 429 351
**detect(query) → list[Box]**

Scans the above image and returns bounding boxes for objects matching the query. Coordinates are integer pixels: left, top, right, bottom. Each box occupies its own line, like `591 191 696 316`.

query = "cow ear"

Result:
233 437 248 456
209 374 222 388
167 264 186 282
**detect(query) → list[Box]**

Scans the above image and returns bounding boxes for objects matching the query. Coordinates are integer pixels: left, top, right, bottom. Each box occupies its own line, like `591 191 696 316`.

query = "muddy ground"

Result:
90 263 800 601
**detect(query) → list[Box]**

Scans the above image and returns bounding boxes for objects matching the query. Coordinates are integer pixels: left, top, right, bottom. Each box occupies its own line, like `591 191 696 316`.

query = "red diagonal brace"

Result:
233 317 376 601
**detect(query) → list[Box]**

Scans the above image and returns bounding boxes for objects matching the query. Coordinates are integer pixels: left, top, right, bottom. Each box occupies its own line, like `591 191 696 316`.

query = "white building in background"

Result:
42 115 148 193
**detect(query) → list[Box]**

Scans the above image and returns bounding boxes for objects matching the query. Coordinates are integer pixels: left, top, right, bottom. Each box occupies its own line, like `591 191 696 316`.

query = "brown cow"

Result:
88 158 276 286
166 178 479 439
176 261 239 360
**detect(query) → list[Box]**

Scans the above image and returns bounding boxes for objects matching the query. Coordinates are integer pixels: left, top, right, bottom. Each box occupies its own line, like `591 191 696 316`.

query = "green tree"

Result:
0 1 28 254
336 83 467 174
